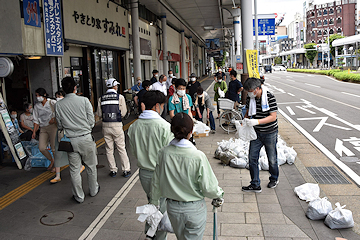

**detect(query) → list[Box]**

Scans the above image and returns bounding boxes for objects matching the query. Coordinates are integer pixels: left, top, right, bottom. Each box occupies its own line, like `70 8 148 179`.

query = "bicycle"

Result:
123 91 138 120
218 98 244 134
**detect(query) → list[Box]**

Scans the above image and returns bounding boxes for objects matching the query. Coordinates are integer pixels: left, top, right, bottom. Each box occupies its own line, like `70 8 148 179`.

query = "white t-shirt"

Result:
33 99 56 127
152 81 167 96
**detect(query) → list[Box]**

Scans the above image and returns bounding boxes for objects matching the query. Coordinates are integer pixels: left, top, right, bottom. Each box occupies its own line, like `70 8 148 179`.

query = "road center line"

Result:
305 83 320 88
287 93 295 96
341 92 360 98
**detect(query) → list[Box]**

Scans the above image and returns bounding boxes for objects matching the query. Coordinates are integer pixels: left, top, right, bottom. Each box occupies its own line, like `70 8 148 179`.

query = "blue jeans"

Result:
248 130 279 187
195 106 215 130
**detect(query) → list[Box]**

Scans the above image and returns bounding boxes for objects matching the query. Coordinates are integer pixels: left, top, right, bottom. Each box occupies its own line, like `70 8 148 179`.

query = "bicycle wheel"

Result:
123 101 131 120
219 110 242 133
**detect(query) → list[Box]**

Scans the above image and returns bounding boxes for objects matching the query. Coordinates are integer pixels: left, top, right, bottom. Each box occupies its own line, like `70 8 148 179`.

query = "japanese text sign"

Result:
43 0 63 56
253 18 275 36
246 50 260 78
23 0 41 27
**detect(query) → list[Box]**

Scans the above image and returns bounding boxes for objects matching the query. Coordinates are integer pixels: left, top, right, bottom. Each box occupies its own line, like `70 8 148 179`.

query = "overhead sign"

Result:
43 0 64 56
253 18 275 36
245 50 260 78
235 55 242 63
205 39 220 50
23 0 41 28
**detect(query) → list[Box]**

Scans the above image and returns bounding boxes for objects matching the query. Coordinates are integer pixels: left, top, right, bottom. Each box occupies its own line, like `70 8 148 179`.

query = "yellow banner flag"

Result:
245 50 260 78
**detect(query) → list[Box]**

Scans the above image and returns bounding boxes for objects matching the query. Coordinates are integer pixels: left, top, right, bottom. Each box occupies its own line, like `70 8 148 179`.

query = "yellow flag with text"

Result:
245 50 260 78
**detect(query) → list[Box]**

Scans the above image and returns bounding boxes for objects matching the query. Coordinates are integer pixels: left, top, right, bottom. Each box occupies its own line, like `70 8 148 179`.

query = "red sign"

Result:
158 50 181 62
236 63 243 70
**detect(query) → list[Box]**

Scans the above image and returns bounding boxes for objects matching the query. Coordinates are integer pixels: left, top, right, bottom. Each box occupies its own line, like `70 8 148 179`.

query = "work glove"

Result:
244 118 260 127
211 198 224 208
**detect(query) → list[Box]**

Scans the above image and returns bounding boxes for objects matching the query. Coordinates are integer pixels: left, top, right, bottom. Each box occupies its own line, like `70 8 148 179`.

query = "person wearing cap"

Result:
96 78 131 178
151 75 168 119
150 69 159 85
214 68 226 81
125 77 143 92
186 73 201 103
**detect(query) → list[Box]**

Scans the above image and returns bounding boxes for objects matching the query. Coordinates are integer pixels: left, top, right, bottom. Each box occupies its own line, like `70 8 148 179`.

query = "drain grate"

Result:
306 166 351 184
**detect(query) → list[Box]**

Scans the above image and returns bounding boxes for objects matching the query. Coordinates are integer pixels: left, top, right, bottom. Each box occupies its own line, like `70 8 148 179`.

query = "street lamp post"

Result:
349 46 354 70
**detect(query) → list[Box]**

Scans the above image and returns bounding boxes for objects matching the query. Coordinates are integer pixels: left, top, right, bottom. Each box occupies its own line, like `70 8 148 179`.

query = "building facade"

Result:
306 0 356 44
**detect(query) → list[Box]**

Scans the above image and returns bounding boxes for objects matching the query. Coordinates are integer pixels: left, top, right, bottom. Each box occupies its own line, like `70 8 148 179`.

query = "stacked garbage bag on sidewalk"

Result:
294 183 354 229
214 136 297 169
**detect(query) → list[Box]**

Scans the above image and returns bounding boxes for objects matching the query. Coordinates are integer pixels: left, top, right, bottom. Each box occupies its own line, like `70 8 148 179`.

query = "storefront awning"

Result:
332 34 360 47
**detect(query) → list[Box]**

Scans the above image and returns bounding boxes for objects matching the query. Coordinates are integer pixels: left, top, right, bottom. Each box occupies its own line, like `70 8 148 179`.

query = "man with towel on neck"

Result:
242 78 279 193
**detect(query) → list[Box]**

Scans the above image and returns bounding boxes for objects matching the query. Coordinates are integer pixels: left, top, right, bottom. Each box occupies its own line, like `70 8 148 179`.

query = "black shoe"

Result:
242 184 262 193
91 185 100 197
109 171 117 177
72 195 83 204
267 180 279 189
123 171 131 178
222 123 229 127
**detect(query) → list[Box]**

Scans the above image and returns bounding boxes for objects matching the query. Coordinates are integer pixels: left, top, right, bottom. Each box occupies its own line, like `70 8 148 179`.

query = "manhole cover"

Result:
307 166 350 184
340 157 360 163
40 211 74 226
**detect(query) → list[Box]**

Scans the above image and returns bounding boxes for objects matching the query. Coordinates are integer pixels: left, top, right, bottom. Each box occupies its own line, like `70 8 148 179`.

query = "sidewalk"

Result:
88 112 360 240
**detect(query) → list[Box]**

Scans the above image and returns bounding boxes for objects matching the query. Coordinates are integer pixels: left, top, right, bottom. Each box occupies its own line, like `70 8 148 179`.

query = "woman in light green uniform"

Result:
128 90 174 240
150 113 224 240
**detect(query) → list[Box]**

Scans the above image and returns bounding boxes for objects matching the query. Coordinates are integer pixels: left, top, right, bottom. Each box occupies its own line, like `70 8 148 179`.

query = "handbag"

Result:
58 130 74 152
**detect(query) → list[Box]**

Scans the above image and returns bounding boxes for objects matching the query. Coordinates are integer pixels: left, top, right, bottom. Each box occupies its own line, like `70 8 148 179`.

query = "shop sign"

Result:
43 0 64 56
72 11 126 38
245 50 259 78
23 0 41 28
140 38 151 56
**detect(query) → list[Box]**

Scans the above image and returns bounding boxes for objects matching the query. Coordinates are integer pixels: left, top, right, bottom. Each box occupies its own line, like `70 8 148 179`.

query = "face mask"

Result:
155 74 159 77
56 98 63 101
169 74 173 78
11 114 17 119
218 79 222 83
177 90 186 96
29 108 33 113
137 81 142 84
248 90 257 98
148 85 153 90
198 94 203 98
191 77 196 82
37 96 44 102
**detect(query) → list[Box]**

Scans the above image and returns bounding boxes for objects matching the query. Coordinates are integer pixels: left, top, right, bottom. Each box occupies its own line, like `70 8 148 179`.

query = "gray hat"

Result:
190 73 196 78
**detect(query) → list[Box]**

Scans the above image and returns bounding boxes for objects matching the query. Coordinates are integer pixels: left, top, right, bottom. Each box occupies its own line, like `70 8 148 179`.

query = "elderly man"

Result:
96 78 131 178
242 78 279 193
151 74 167 119
55 77 99 203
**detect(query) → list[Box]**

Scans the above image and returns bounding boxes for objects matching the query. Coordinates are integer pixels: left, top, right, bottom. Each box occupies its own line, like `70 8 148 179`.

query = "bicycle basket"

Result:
218 98 234 110
124 92 133 100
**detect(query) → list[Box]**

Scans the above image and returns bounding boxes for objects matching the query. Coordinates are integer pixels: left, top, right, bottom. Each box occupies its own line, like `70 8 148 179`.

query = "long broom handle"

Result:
213 206 218 240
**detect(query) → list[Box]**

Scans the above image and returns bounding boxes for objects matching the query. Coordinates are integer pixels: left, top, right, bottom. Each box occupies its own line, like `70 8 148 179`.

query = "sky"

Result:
255 0 340 26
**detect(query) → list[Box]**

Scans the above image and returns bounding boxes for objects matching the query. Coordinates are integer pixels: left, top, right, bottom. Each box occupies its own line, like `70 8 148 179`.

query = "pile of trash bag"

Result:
214 137 297 169
294 183 354 229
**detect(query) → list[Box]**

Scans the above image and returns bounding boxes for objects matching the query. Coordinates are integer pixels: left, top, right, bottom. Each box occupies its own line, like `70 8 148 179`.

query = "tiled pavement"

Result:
90 113 360 240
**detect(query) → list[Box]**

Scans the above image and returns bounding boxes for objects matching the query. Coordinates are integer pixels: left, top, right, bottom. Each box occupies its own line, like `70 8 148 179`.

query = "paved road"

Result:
265 71 360 185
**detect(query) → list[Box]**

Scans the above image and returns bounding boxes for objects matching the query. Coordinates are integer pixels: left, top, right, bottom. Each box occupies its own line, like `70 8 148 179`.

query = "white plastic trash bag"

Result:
324 202 354 229
229 157 247 168
158 211 174 233
259 156 269 171
235 120 257 141
294 183 320 202
306 197 332 220
285 147 297 165
218 88 225 98
277 150 287 166
136 204 163 237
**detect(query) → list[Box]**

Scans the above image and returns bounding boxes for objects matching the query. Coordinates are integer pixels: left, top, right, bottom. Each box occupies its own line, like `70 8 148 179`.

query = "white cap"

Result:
106 78 120 88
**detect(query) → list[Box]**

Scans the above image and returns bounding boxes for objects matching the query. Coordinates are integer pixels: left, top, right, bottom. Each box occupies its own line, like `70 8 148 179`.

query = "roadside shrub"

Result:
287 69 360 83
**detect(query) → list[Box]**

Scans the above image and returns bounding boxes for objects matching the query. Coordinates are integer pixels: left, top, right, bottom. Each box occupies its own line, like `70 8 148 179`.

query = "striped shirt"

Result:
246 91 278 133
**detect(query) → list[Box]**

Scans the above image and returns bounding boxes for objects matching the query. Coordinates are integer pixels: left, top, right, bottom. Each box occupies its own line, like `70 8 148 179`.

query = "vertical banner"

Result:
246 50 260 78
43 0 64 56
23 0 41 27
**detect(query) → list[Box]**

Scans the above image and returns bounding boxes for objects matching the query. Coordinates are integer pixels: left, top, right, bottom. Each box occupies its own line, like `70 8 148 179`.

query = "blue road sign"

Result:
235 55 241 63
253 18 275 36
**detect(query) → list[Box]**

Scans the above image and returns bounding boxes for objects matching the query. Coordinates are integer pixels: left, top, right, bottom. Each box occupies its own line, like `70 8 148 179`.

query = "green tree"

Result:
215 51 227 67
304 43 317 66
274 56 282 65
286 55 291 62
326 34 345 57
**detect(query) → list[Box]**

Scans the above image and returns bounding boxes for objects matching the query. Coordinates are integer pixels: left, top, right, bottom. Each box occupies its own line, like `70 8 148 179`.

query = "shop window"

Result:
329 29 334 34
337 8 341 14
329 19 334 24
337 18 341 24
318 30 322 36
323 9 327 15
318 20 322 27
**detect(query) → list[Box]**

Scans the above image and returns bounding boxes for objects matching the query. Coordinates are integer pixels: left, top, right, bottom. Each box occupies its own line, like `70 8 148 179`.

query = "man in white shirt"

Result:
166 70 174 90
151 75 167 119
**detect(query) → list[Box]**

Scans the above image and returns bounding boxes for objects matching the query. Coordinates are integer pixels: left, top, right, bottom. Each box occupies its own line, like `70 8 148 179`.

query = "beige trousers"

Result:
103 123 131 172
39 124 57 161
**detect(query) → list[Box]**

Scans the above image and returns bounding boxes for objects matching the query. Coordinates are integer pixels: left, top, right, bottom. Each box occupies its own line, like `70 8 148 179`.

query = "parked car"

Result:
264 65 272 73
273 65 287 71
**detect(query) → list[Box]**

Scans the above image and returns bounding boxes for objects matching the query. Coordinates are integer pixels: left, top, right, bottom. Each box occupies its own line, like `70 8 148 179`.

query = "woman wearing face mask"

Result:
55 90 65 101
150 113 224 240
214 74 228 118
20 103 36 140
32 88 57 172
10 109 32 141
186 73 201 103
168 78 193 119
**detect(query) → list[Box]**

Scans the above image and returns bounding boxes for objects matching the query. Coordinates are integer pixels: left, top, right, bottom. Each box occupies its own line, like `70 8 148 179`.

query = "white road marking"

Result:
279 109 360 186
297 117 352 132
335 138 355 157
287 80 295 82
287 93 295 96
206 81 214 92
341 92 360 98
300 99 312 105
278 102 308 105
79 169 140 240
296 106 316 114
286 106 295 115
355 147 360 153
305 83 320 88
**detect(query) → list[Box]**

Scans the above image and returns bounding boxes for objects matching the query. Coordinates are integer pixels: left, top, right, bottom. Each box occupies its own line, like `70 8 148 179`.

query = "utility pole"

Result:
327 28 330 69
254 0 259 73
